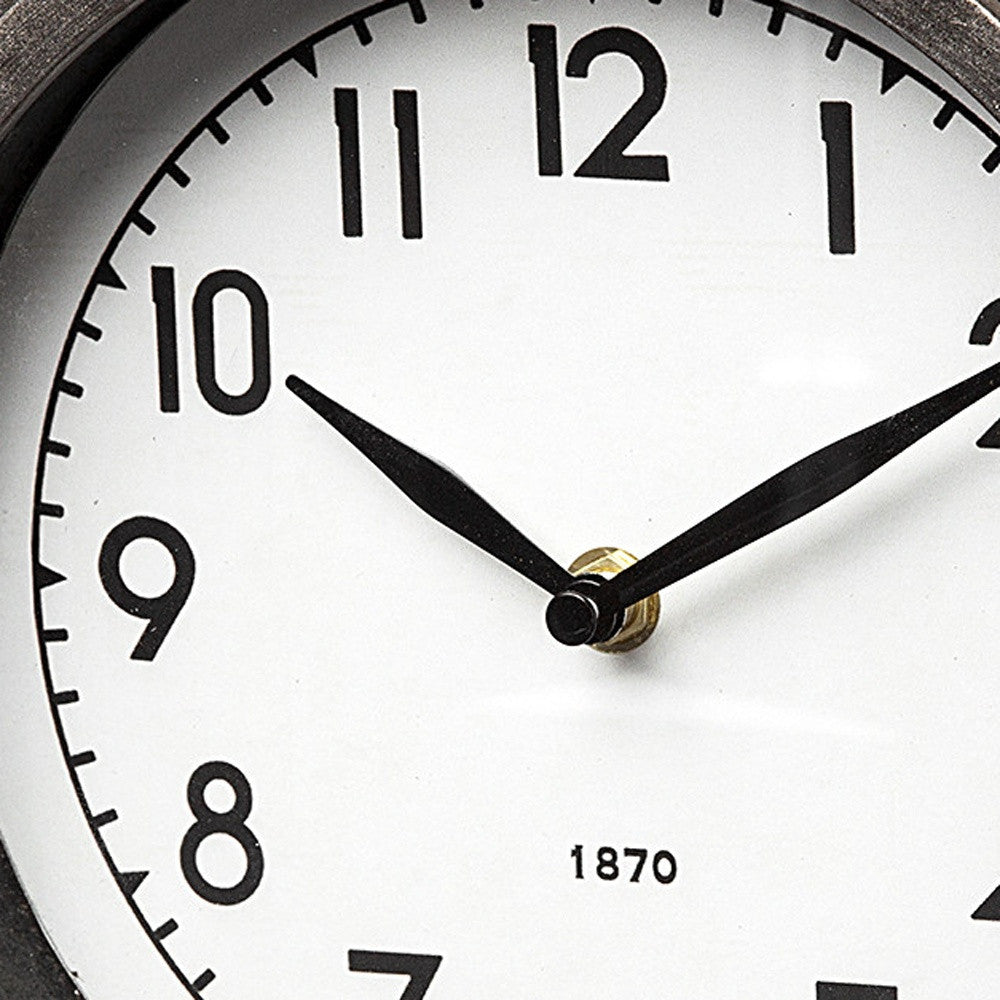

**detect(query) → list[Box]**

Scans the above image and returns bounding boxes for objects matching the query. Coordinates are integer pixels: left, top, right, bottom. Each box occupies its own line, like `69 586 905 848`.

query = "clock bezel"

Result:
2 0 1000 996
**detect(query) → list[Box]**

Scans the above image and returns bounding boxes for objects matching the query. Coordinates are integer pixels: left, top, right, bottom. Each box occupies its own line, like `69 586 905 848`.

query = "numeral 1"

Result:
333 88 424 239
394 90 424 240
152 265 181 413
333 88 363 237
820 101 857 255
528 25 563 176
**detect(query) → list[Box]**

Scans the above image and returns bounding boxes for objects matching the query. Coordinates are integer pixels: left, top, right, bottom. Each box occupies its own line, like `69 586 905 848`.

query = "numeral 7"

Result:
349 951 441 1000
623 847 648 882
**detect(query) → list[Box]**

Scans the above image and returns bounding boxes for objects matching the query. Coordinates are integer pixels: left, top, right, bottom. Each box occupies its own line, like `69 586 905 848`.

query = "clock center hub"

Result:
546 548 661 653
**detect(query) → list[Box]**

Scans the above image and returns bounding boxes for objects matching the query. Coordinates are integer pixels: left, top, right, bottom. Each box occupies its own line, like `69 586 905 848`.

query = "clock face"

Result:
4 0 1000 997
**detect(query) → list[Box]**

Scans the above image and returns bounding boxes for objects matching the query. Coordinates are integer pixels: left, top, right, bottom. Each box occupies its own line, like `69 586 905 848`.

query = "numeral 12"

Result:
334 88 424 239
528 24 670 182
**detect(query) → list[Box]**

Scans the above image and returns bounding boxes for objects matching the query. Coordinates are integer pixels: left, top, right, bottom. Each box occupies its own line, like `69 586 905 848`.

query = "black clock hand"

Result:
547 359 1000 647
287 375 574 596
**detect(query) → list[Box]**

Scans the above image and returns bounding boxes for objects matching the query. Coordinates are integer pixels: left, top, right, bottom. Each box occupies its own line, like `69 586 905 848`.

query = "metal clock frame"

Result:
0 0 999 996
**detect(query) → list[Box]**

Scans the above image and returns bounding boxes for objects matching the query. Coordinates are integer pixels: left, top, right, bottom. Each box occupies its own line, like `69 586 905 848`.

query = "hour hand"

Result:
286 375 573 596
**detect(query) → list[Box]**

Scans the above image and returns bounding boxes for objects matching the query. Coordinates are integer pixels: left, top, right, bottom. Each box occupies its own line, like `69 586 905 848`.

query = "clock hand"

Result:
287 375 574 596
546 359 1000 647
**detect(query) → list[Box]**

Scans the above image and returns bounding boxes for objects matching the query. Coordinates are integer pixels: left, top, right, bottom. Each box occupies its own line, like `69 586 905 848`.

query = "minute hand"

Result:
592 359 1000 634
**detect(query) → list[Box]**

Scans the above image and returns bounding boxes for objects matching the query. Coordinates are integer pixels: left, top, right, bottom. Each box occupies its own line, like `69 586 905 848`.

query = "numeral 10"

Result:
152 266 271 415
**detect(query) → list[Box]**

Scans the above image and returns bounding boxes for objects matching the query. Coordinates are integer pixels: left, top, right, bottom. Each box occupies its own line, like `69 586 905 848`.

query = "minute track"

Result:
22 1 1000 997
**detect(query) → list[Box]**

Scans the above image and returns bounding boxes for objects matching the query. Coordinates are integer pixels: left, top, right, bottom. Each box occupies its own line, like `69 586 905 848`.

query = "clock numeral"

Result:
152 266 181 413
817 984 897 1000
969 296 1000 447
180 761 264 906
527 25 563 176
334 88 363 237
152 266 272 416
571 844 677 884
333 87 424 239
99 516 195 661
349 951 442 1000
528 24 670 182
820 101 857 255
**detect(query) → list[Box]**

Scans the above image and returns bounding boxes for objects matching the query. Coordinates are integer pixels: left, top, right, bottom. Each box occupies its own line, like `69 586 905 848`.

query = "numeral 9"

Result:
98 516 196 661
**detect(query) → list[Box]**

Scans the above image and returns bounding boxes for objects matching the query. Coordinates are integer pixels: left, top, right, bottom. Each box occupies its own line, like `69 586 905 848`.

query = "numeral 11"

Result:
333 88 424 239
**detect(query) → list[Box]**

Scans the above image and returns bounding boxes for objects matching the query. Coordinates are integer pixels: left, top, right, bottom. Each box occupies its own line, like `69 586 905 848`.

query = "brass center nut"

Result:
567 547 661 654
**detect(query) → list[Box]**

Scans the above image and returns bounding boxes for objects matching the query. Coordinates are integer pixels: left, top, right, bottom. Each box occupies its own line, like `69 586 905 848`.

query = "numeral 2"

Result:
528 24 670 182
969 297 1000 447
334 88 424 239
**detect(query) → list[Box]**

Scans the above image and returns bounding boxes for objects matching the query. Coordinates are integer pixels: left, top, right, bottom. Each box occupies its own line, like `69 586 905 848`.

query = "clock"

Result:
4 0 1000 998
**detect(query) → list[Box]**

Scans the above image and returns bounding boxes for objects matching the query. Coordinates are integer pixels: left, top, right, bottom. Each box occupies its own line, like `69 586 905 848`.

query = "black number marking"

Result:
652 849 678 884
98 516 195 661
528 24 563 176
528 24 669 182
333 88 424 238
596 846 620 881
349 951 442 1000
193 271 271 415
334 88 363 237
970 297 1000 447
571 844 677 884
817 985 897 1000
180 761 264 906
394 90 424 240
567 27 670 181
152 267 181 413
152 267 272 415
820 101 857 255
623 847 647 883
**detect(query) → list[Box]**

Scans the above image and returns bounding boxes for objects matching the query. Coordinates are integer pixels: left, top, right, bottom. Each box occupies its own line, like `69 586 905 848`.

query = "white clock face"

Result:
3 0 1000 997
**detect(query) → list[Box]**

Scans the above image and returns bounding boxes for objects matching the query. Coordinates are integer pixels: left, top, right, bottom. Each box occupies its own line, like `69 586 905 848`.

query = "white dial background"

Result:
4 0 1000 998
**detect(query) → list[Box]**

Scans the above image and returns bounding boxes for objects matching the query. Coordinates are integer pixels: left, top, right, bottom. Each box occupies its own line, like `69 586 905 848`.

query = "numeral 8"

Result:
180 761 264 906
